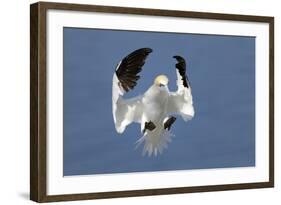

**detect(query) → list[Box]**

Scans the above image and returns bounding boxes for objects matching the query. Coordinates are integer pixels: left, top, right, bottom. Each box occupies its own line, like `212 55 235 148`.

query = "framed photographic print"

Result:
30 1 274 202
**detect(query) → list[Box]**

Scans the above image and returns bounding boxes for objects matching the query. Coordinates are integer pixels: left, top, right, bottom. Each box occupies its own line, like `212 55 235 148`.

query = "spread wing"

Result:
112 48 153 133
167 56 195 121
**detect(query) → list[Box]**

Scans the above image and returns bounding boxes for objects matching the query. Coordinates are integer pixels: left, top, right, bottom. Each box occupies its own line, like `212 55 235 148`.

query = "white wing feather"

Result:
167 57 194 121
112 48 152 133
112 73 143 133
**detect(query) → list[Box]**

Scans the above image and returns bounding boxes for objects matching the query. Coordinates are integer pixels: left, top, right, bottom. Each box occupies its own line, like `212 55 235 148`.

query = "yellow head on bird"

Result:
154 75 169 87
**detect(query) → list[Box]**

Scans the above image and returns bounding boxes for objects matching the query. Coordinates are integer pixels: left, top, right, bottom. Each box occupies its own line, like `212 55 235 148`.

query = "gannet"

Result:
112 48 194 156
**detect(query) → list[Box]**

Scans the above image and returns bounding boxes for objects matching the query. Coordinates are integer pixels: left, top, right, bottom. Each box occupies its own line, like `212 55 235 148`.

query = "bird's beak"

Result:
158 83 168 91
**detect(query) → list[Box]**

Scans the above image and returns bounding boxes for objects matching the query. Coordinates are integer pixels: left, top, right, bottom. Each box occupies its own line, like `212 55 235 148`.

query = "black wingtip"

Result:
173 55 184 61
140 47 153 53
173 55 189 88
115 47 153 92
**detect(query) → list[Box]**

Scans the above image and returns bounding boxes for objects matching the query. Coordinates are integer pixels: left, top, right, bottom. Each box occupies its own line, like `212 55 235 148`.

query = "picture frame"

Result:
30 1 274 202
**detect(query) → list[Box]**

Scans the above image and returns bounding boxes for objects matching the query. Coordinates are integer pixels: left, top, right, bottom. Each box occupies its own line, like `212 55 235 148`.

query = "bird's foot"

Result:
143 121 156 133
164 116 177 131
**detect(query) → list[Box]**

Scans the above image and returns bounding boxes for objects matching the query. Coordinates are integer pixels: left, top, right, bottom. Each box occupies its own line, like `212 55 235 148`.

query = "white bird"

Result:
112 48 194 156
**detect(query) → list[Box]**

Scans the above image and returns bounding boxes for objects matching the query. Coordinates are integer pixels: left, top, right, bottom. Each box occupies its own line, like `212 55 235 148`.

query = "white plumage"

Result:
112 48 194 156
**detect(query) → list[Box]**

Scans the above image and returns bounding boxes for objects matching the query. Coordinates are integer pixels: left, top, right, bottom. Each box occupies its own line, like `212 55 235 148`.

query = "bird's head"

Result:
154 75 169 88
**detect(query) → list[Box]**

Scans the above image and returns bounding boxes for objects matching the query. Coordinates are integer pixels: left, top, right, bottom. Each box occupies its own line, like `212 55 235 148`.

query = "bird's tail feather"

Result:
135 130 174 156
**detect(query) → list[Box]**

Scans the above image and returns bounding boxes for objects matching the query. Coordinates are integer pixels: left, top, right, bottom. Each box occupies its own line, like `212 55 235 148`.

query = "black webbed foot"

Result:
143 121 156 133
164 116 177 131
